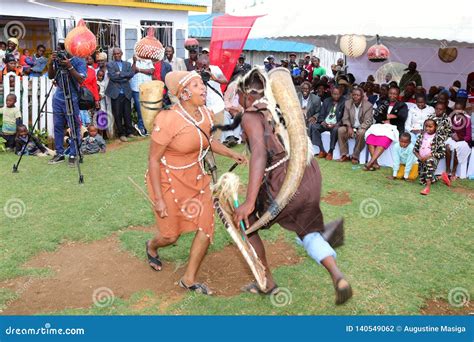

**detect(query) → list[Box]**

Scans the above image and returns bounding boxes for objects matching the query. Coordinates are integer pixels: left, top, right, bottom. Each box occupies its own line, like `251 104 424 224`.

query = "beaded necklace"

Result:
160 104 214 174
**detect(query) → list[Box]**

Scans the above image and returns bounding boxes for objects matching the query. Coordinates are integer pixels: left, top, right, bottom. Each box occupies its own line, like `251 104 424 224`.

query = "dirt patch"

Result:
322 191 352 206
421 298 473 315
451 186 474 198
0 232 300 315
106 137 148 152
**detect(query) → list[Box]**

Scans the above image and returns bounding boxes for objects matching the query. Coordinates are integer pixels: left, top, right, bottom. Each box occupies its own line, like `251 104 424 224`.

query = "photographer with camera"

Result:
47 41 87 167
195 55 227 140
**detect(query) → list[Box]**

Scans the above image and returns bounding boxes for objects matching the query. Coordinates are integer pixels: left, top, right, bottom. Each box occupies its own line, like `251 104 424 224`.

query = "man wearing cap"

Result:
6 38 20 61
456 88 468 108
201 48 209 55
232 53 251 80
164 46 186 72
399 61 422 92
289 52 298 71
264 55 276 72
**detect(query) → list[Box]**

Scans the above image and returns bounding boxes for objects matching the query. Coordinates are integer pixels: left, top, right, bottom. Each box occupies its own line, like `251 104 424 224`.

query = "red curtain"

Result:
209 14 263 91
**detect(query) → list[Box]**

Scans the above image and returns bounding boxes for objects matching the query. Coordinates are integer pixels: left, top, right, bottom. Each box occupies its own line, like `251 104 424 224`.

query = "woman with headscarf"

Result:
145 71 246 295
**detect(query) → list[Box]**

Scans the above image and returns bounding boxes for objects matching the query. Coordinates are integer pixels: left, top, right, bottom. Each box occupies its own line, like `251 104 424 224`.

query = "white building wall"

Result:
1 0 190 58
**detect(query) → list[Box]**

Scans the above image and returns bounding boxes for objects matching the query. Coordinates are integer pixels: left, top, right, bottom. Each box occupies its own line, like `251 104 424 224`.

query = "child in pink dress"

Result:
413 119 450 195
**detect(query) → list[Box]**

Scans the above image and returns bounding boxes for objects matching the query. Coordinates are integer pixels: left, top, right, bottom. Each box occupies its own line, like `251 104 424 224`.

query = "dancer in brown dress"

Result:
146 71 245 295
221 69 352 305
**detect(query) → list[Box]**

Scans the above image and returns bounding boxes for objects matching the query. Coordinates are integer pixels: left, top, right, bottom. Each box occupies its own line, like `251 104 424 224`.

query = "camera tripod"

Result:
12 64 85 184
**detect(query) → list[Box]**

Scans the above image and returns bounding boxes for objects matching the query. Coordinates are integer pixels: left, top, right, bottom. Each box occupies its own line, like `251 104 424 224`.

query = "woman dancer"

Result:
146 71 245 295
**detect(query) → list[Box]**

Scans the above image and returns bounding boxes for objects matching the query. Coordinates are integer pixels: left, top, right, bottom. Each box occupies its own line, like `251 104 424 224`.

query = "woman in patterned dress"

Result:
145 71 245 295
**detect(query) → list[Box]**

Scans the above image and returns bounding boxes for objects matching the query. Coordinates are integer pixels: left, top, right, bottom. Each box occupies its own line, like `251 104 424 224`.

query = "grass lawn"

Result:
0 138 472 315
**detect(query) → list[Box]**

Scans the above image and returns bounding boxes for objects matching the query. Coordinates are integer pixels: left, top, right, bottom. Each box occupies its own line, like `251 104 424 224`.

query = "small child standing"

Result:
97 70 107 112
0 93 22 150
389 132 418 181
15 124 50 156
80 125 106 154
414 119 450 195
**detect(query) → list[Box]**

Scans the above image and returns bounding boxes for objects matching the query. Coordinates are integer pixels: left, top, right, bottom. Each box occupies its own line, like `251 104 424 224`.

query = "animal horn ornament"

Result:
246 67 309 235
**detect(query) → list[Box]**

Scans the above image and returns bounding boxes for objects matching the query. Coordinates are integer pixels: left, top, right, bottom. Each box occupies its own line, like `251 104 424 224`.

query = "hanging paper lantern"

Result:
438 47 458 63
339 35 366 58
64 19 97 58
184 38 199 51
367 35 390 62
135 27 164 60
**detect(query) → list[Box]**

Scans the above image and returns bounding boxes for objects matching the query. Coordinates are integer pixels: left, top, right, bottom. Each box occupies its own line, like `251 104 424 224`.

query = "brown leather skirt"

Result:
249 158 324 238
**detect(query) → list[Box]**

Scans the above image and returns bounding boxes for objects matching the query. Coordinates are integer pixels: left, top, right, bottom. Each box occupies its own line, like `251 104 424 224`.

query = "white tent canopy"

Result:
247 0 474 49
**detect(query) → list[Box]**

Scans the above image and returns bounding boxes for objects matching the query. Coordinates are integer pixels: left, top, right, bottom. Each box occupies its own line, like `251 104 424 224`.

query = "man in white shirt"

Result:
129 55 154 136
164 46 186 72
196 55 228 140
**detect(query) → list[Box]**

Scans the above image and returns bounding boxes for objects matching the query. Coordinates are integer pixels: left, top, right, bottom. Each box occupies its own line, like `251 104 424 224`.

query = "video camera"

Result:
54 40 68 66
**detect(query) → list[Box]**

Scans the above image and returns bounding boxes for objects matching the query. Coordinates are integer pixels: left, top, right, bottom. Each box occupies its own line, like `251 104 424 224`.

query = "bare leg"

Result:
321 256 352 305
445 145 452 175
181 230 210 286
451 151 458 181
147 234 178 271
366 146 385 168
248 233 277 290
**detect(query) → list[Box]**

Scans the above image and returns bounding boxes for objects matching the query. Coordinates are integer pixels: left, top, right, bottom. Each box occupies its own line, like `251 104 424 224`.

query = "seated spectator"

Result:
338 88 374 163
28 45 48 77
365 82 378 104
315 82 330 101
426 86 439 107
405 94 435 141
363 86 408 171
81 125 106 154
374 84 389 109
455 88 468 108
414 119 450 195
445 102 472 181
401 82 416 104
15 124 51 156
384 73 392 83
436 90 453 114
298 81 321 125
1 93 22 150
389 132 418 181
310 87 345 160
337 78 351 98
428 102 452 142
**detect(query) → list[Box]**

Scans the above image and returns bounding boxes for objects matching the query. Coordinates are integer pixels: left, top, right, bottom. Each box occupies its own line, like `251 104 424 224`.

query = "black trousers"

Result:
310 123 339 153
111 94 133 137
1 133 16 149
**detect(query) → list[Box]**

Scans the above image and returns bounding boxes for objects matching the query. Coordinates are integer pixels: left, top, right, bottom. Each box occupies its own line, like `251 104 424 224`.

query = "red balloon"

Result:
135 27 164 60
65 19 97 58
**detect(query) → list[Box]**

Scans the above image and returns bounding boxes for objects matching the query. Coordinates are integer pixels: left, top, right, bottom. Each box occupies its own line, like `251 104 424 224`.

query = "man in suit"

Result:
106 48 135 142
310 87 345 160
298 81 321 126
337 88 374 163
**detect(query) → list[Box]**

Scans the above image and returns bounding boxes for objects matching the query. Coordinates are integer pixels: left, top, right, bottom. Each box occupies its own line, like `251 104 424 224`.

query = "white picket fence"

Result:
1 75 55 136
